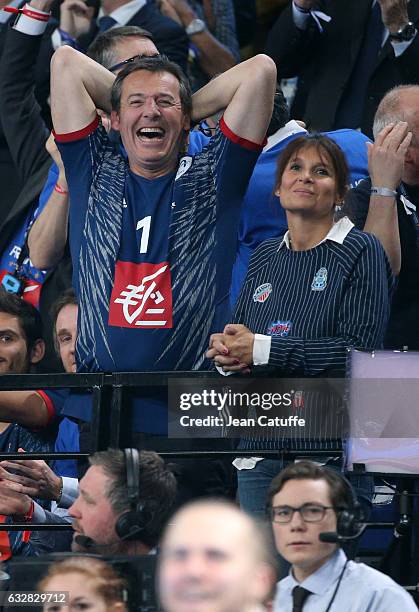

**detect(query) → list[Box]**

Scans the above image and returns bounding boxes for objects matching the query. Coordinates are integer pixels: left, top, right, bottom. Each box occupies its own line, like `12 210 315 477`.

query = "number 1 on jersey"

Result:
136 216 151 253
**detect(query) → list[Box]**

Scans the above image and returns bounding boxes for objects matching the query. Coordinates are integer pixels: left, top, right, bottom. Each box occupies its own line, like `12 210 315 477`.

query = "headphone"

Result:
320 470 366 612
115 448 153 542
319 467 365 543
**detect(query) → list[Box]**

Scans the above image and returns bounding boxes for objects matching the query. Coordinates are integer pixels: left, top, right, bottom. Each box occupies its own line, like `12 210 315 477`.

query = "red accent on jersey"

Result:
109 261 173 329
220 116 267 151
53 115 100 142
22 280 42 308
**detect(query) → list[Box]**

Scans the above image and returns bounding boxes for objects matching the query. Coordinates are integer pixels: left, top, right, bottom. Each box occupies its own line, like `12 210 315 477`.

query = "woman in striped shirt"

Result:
206 133 394 517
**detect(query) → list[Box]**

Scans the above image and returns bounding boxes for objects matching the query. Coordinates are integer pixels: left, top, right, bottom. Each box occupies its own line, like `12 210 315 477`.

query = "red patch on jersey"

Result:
22 280 42 308
109 261 173 328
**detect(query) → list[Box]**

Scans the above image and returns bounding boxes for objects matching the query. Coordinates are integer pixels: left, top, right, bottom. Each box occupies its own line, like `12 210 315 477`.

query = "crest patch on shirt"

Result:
311 267 328 291
267 320 292 337
253 283 272 303
175 156 193 181
109 261 173 328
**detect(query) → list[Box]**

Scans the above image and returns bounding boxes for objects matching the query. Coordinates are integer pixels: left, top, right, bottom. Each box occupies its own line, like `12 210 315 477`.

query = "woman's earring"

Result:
334 201 344 221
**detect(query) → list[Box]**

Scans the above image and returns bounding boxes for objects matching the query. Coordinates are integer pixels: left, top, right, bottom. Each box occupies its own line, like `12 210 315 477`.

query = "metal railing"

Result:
0 371 342 533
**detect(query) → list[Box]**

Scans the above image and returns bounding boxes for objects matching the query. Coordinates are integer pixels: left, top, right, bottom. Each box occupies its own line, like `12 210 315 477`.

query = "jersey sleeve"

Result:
204 117 265 302
54 116 105 284
36 388 69 426
37 161 60 210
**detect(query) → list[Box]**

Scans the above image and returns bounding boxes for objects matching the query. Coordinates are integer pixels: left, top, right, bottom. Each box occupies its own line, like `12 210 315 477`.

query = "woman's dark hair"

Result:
275 133 349 203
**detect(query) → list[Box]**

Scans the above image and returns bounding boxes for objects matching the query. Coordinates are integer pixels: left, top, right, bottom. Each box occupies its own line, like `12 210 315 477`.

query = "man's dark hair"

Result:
50 288 78 354
266 460 354 512
275 133 349 203
89 448 177 548
87 25 155 70
0 289 43 351
266 84 289 137
111 55 192 118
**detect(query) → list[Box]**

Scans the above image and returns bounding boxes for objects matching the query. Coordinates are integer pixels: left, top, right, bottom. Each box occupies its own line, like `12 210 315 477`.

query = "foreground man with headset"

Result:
268 461 416 611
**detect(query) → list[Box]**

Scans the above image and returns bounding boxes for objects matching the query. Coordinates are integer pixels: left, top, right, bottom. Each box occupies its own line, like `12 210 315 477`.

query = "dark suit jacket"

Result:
78 0 189 72
0 12 58 224
347 177 419 349
0 26 72 372
265 0 419 136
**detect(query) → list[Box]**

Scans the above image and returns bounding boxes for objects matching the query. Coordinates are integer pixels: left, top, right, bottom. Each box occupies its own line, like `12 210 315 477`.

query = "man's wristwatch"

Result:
389 22 417 42
186 18 206 36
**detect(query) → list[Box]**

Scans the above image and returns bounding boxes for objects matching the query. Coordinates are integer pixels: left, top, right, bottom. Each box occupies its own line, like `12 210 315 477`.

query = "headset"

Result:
115 448 153 542
318 469 367 612
319 468 366 544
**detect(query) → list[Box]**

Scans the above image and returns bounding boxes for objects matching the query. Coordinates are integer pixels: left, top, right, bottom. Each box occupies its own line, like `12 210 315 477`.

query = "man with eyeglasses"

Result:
268 461 416 611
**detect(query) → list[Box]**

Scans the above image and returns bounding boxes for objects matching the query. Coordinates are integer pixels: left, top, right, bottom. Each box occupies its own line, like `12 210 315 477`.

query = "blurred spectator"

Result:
158 499 277 612
61 0 190 70
48 289 79 479
265 0 419 137
38 557 128 612
0 290 78 553
0 290 77 534
158 0 240 90
347 85 419 349
50 288 77 374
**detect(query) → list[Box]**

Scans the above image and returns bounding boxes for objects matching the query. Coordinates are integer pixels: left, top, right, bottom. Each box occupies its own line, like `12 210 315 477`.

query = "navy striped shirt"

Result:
233 219 393 449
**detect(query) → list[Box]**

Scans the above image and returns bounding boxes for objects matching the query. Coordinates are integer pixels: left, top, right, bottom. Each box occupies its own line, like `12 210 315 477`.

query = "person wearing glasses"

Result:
268 461 416 612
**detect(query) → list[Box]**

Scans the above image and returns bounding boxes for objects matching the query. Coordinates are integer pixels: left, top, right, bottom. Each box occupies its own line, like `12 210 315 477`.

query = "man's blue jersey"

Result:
56 117 263 431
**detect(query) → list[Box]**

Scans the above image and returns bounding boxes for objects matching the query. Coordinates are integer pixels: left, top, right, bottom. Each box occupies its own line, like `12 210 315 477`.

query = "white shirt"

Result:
274 548 417 611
